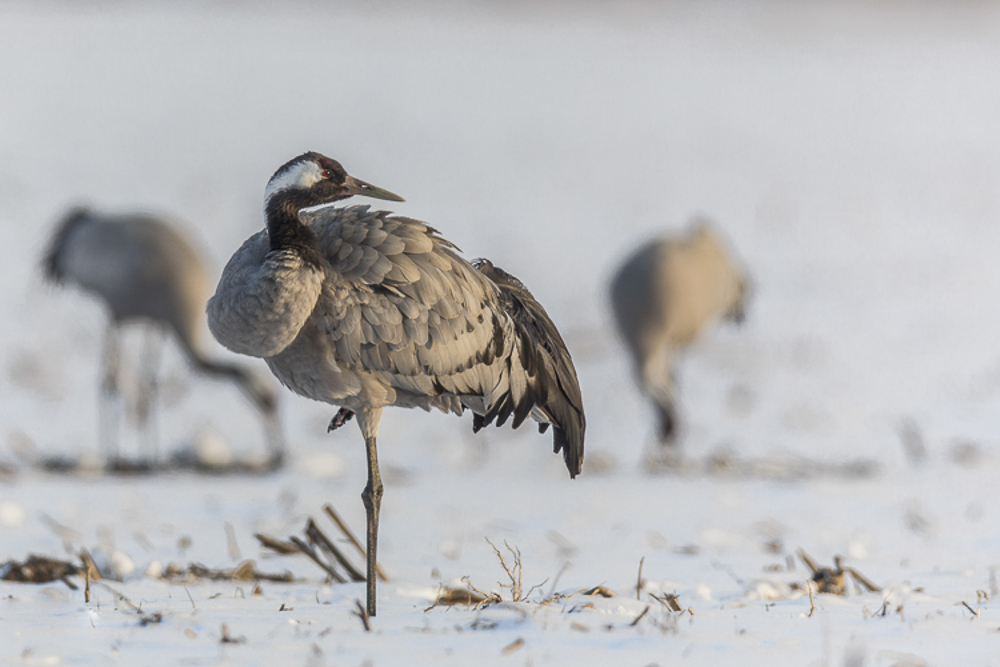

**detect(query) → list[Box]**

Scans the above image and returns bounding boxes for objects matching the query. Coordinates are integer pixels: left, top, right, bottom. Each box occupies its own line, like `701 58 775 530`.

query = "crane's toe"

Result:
327 408 355 432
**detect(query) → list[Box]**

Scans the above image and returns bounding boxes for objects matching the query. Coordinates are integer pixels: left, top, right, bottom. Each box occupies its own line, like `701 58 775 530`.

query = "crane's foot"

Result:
327 409 355 432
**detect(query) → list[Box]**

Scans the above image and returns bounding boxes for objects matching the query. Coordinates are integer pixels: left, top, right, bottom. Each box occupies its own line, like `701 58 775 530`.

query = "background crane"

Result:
44 207 284 469
610 219 749 455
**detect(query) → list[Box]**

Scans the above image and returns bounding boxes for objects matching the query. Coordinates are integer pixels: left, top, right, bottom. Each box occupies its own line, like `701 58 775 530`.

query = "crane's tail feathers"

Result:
473 259 586 478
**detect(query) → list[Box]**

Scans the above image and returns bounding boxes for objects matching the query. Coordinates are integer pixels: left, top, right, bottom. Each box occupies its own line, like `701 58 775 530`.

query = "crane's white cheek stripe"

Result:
264 161 324 205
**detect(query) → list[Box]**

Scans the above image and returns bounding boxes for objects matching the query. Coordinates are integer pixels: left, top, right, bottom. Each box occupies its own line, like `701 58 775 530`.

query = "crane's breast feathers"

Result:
208 230 325 358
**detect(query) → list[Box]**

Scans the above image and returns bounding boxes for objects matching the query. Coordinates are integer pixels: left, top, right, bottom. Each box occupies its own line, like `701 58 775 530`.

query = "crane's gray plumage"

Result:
44 207 283 466
207 152 585 616
610 219 749 447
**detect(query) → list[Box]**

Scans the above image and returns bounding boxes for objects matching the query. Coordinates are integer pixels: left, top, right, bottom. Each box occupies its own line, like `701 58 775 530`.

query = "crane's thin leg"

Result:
355 408 383 617
655 399 677 444
136 326 166 464
100 324 122 465
262 411 286 471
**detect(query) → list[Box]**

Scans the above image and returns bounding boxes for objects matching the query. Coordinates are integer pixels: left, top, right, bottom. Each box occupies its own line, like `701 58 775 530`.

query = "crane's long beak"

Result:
344 175 405 202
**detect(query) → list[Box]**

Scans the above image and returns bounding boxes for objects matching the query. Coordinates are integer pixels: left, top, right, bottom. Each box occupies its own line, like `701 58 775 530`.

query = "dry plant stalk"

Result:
630 605 651 627
304 518 364 582
650 592 682 611
94 581 162 626
492 540 545 601
461 576 503 610
161 561 294 583
582 585 616 598
256 503 385 585
501 638 524 656
1 554 79 590
254 533 299 555
485 538 524 601
798 549 881 596
428 584 489 608
219 623 246 644
224 523 241 561
324 504 388 582
353 599 371 632
288 537 347 584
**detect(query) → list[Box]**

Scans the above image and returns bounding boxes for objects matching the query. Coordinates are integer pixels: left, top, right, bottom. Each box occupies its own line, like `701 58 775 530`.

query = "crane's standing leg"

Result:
643 349 679 447
355 407 383 617
262 411 286 471
136 326 166 464
99 324 123 465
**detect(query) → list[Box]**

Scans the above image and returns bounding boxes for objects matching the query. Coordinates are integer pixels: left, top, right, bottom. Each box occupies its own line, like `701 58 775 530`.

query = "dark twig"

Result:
324 504 388 581
254 533 299 555
220 623 246 644
353 599 371 632
305 518 365 582
844 566 882 593
630 605 651 627
961 601 980 618
289 537 347 584
650 592 682 611
94 581 162 626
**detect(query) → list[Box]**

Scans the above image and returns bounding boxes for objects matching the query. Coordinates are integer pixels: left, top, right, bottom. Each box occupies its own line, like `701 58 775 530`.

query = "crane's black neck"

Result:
265 192 331 270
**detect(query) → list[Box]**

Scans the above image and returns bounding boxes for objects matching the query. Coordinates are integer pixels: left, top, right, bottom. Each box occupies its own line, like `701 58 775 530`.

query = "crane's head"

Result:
264 152 404 209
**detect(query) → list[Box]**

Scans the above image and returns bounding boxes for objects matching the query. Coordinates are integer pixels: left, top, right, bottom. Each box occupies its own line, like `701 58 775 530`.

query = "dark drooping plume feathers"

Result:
471 259 585 478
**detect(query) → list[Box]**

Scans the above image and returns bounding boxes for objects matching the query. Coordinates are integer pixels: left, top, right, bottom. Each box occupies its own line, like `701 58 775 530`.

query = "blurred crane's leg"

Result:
136 326 166 464
655 398 678 444
262 410 286 470
356 407 384 617
100 324 123 465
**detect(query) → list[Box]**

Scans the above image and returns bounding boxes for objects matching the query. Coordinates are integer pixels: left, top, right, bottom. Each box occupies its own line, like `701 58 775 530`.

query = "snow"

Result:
2 0 1000 664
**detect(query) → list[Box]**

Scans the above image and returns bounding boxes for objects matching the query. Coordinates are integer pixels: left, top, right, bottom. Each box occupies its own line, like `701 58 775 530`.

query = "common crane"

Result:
610 219 749 450
44 208 284 468
207 152 585 616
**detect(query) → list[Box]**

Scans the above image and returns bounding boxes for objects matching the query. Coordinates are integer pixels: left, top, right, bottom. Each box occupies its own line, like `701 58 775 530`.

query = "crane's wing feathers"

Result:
472 259 586 477
304 205 584 476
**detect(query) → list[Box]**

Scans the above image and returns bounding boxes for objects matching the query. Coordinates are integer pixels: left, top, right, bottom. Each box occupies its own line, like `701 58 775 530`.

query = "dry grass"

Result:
0 554 79 589
798 549 881 595
254 503 383 586
160 560 294 584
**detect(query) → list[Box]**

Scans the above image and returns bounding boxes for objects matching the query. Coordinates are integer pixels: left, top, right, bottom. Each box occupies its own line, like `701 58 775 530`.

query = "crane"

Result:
609 219 749 452
44 207 284 469
207 152 585 616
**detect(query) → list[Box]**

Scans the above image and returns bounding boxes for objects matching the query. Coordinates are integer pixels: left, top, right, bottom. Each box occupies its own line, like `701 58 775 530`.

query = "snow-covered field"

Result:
3 1 1000 664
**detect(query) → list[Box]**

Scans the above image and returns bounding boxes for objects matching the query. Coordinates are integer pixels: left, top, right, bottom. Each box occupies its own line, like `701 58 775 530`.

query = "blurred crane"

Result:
207 152 585 616
609 219 749 451
44 207 284 468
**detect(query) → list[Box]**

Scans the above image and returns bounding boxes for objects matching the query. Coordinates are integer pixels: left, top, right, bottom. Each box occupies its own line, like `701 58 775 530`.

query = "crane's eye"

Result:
321 170 331 179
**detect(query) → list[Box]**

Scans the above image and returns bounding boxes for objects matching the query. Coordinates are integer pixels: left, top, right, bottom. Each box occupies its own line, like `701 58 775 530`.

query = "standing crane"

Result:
207 152 585 616
609 219 749 452
44 207 284 469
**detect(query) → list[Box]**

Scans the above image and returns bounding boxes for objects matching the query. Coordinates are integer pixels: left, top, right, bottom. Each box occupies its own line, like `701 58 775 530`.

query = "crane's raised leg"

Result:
355 408 383 617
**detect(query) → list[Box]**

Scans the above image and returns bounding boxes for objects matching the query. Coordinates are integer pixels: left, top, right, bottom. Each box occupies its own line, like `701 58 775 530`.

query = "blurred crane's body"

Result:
207 152 585 616
44 208 283 467
610 220 749 448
